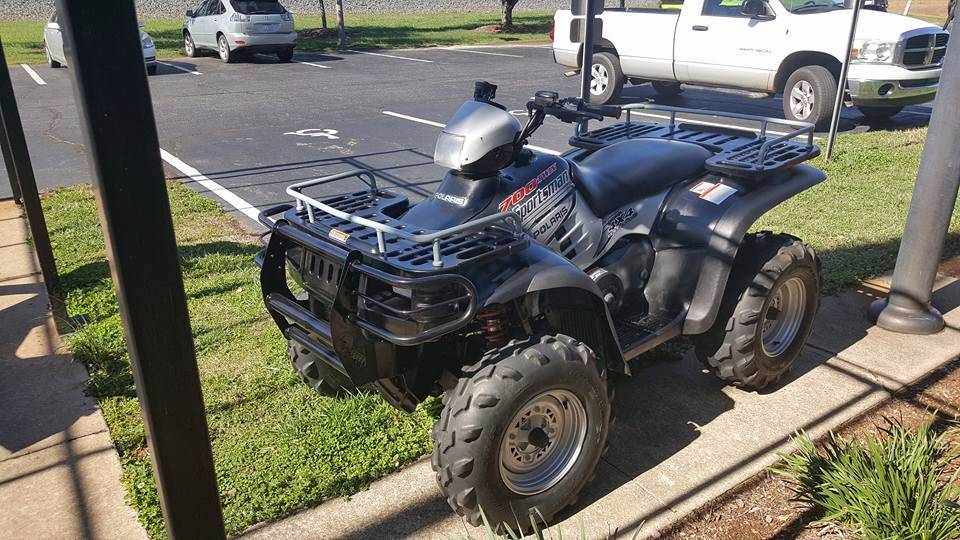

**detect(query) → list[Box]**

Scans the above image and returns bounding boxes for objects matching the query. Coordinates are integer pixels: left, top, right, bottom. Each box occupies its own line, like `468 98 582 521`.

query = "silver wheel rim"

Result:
789 80 815 120
219 37 229 60
499 389 587 496
185 36 194 56
590 63 609 96
761 276 807 357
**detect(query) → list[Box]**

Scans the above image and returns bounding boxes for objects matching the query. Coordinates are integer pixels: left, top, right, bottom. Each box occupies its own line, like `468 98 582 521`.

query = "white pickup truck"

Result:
552 0 948 127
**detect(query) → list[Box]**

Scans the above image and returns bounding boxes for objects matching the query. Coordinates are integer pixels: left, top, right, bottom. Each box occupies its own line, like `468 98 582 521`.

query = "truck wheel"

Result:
694 233 821 391
652 81 683 96
288 341 357 398
588 52 624 104
432 334 611 533
782 66 837 129
858 106 903 123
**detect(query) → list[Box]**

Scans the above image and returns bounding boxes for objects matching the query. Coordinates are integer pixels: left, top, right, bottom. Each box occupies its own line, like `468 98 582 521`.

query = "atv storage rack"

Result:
571 103 819 179
259 169 530 364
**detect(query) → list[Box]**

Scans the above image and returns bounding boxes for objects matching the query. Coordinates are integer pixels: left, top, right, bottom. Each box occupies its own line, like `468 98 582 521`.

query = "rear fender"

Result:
649 164 827 335
466 243 627 374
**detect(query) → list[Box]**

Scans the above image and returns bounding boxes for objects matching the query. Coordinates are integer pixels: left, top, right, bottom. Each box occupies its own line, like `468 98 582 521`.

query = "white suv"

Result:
184 0 296 63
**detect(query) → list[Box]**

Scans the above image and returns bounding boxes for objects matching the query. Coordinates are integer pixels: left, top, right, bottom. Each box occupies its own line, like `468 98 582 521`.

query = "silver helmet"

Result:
434 100 522 176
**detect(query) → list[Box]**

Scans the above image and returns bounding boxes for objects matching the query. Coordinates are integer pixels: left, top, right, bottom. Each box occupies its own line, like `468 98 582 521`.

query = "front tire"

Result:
46 48 61 68
432 334 611 532
288 341 358 398
782 65 837 129
184 32 199 58
858 105 903 123
588 52 624 105
217 34 234 63
694 233 821 390
147 64 158 76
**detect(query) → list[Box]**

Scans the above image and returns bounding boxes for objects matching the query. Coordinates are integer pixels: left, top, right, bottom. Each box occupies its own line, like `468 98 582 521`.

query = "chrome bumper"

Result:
848 77 939 107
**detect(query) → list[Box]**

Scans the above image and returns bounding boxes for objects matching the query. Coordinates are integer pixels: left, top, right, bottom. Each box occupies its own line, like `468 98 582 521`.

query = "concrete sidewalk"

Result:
241 270 960 538
0 201 145 540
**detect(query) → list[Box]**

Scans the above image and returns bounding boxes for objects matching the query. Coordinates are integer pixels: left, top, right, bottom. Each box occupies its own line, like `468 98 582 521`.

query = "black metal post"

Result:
577 0 599 135
54 1 226 537
0 37 66 322
0 119 23 204
825 0 862 159
869 31 960 334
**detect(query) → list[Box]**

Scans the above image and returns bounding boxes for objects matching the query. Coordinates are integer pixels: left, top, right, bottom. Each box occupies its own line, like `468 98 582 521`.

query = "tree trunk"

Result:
319 0 328 30
335 0 346 48
500 1 515 28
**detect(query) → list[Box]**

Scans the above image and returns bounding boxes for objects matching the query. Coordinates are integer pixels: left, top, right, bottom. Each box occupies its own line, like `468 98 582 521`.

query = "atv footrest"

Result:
616 312 684 361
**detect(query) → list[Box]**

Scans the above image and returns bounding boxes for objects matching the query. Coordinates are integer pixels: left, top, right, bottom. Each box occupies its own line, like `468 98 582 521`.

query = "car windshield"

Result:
230 0 286 14
780 0 848 12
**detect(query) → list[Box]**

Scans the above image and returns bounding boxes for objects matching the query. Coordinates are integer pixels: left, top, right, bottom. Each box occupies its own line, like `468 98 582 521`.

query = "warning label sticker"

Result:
328 228 350 244
690 181 738 205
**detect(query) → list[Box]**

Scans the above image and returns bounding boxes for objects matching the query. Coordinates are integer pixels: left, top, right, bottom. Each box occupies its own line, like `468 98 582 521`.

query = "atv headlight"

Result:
851 40 895 63
434 132 466 171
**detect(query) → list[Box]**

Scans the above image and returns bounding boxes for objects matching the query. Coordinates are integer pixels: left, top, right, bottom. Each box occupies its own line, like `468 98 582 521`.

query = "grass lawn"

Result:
44 182 439 538
41 127 959 537
0 11 552 65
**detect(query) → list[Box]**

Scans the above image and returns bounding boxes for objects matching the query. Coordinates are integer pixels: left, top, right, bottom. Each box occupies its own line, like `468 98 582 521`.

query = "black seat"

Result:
570 138 712 217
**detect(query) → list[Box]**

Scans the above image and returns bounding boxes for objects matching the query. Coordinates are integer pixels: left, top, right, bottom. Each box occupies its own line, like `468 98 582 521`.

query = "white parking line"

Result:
157 61 203 76
160 149 260 222
382 111 561 156
295 60 332 69
347 50 433 63
443 48 523 58
21 65 46 86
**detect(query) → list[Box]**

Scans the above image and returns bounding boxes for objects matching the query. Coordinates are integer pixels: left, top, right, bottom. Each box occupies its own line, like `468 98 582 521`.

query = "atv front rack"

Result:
571 104 819 180
284 169 527 272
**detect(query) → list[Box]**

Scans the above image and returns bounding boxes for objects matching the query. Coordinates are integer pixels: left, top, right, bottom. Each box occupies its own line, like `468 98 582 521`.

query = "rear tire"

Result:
588 52 624 105
782 65 837 129
288 341 358 398
147 64 158 76
184 32 199 58
858 105 903 123
652 81 683 96
278 48 295 62
432 334 611 533
694 232 821 390
217 34 234 63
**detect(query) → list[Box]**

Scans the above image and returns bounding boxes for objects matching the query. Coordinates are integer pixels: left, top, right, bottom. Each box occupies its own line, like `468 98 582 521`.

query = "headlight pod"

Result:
434 131 467 171
851 40 896 63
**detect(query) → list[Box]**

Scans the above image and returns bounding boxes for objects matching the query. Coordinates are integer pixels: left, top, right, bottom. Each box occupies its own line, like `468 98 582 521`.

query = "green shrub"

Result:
772 419 960 539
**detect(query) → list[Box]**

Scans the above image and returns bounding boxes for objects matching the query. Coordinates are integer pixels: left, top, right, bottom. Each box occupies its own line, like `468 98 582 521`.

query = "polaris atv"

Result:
258 82 825 531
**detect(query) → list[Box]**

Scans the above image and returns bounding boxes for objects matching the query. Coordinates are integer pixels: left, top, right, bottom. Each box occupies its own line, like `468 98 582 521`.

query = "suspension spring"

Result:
478 304 513 347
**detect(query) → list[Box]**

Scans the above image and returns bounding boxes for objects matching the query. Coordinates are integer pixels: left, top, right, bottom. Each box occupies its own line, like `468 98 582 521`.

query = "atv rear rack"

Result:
284 169 527 271
571 104 819 180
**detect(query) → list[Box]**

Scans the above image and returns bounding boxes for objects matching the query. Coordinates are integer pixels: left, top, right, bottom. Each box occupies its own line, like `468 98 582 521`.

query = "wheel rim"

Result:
185 36 194 56
789 80 815 120
761 276 807 357
590 63 609 96
219 37 228 60
499 389 588 496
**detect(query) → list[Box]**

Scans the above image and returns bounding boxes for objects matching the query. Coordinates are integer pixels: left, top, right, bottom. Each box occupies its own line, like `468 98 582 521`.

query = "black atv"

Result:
258 82 824 531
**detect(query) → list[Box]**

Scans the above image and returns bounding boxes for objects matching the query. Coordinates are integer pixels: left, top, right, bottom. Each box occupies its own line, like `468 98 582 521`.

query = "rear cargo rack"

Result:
571 104 819 179
285 169 526 270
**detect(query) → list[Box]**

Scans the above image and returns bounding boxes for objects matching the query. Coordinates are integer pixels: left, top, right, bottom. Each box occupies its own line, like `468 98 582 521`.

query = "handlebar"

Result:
526 94 622 124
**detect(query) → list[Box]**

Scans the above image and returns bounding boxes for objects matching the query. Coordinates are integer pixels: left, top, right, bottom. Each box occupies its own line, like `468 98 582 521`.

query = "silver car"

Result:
183 0 297 63
44 13 158 75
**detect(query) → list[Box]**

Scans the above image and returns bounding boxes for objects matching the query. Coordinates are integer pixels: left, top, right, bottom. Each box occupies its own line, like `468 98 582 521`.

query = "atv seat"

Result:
570 139 712 217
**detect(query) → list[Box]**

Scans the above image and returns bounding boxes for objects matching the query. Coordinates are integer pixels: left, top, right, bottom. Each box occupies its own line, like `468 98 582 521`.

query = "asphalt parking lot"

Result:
1 44 933 225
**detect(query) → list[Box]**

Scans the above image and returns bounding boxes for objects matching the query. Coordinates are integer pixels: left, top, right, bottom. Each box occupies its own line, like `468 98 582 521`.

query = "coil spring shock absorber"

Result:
477 304 513 347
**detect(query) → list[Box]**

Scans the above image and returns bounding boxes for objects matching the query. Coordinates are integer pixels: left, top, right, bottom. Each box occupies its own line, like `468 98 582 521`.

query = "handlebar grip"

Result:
583 104 622 118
